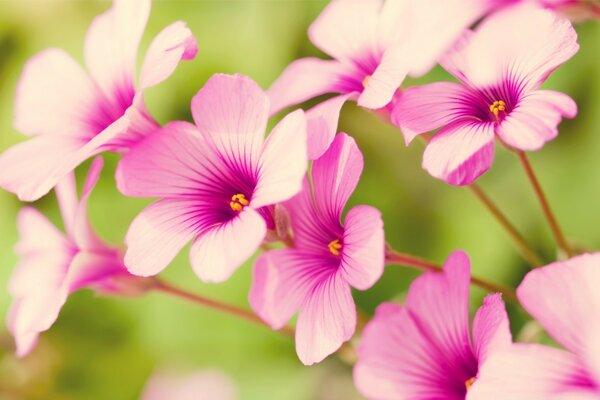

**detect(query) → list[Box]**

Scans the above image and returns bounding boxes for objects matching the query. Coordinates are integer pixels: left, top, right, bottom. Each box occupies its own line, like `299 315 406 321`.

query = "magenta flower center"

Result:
229 193 249 212
489 99 506 119
465 376 476 391
327 239 343 256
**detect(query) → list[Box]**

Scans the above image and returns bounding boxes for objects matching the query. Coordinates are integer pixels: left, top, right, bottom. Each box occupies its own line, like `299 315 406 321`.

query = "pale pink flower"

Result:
7 158 137 357
469 253 600 399
142 369 238 400
117 74 307 283
0 0 197 201
354 251 511 399
249 133 385 365
268 0 498 160
392 4 578 185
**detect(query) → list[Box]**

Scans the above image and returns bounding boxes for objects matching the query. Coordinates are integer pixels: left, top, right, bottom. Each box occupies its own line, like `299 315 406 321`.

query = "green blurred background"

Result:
0 1 599 399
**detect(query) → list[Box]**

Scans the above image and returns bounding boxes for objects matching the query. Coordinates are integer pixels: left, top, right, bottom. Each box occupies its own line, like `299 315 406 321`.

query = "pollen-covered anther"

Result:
489 100 506 118
230 193 249 212
465 376 476 391
328 239 343 256
362 75 371 88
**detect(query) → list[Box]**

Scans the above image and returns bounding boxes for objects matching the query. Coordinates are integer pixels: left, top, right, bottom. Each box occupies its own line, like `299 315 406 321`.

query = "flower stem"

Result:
152 278 294 337
516 151 573 259
468 183 544 267
385 248 518 302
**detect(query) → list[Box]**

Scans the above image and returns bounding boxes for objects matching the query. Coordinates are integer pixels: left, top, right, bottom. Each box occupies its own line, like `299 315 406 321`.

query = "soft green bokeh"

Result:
0 1 599 399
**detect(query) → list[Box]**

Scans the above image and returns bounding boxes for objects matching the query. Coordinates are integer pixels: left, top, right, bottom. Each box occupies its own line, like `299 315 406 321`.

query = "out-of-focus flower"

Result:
117 74 307 283
354 251 511 399
393 4 578 186
7 158 141 358
268 0 498 160
250 133 384 365
469 253 600 399
142 369 238 400
0 0 197 201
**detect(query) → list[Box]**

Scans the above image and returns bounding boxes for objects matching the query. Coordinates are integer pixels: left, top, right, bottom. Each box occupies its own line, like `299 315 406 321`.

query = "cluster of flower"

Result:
1 0 599 398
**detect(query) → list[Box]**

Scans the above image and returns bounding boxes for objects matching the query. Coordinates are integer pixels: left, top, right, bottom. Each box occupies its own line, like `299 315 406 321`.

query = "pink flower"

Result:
249 133 385 365
7 158 137 357
142 369 238 400
268 0 497 160
117 74 307 283
0 0 197 202
354 251 511 399
469 253 600 399
392 4 579 186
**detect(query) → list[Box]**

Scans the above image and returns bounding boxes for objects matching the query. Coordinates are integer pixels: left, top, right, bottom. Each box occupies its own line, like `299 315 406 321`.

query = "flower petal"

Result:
517 253 600 359
73 158 106 250
14 48 98 138
468 344 596 400
189 208 267 283
305 93 354 160
139 21 198 90
340 205 385 290
472 293 512 366
454 3 578 90
497 90 577 151
354 303 463 399
267 58 350 115
249 249 334 330
392 82 479 145
406 251 478 377
117 121 219 198
8 207 73 357
252 110 307 208
124 198 205 277
311 132 364 226
84 0 150 102
308 0 382 64
423 121 495 186
295 272 355 365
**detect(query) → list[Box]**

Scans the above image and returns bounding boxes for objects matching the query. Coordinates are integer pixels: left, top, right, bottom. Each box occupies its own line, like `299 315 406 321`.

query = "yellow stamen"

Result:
465 377 476 391
362 75 371 88
489 100 506 118
230 193 249 212
328 239 342 256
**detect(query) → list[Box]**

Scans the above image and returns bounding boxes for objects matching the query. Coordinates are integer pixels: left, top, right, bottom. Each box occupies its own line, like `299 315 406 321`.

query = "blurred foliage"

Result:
0 1 599 399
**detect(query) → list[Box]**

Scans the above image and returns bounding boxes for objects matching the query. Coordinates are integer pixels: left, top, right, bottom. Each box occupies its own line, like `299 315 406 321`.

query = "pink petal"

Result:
116 121 208 198
340 205 385 290
8 208 73 357
406 251 477 373
392 82 478 145
189 208 267 283
0 136 83 202
142 370 238 400
469 344 595 400
252 110 307 208
354 303 462 399
72 158 106 250
311 133 364 226
305 93 355 160
423 121 495 186
191 74 269 171
84 0 150 102
497 90 577 151
357 45 409 109
403 0 491 78
295 272 355 365
454 3 578 90
517 253 600 359
139 21 198 90
14 48 98 138
64 250 124 293
249 250 332 330
308 0 381 64
267 58 350 115
124 199 202 277
55 172 78 238
472 293 512 366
